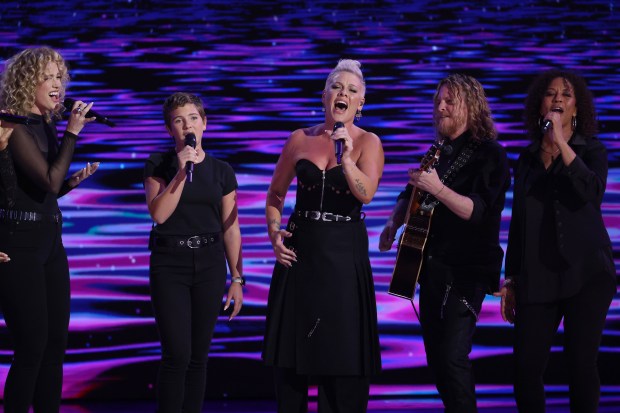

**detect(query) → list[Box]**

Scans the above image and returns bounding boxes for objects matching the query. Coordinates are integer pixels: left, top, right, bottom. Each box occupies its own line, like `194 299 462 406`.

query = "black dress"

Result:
263 159 381 376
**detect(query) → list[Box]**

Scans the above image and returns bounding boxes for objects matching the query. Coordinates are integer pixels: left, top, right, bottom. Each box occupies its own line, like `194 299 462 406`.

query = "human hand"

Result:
328 125 354 163
269 229 296 267
224 282 243 321
69 162 100 188
492 281 516 324
408 167 443 196
66 100 96 135
379 221 398 252
176 145 198 176
0 113 16 150
0 251 10 263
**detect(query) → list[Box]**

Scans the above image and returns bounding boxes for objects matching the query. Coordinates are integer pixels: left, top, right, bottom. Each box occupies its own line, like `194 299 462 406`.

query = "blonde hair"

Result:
434 74 497 142
0 47 69 120
325 59 365 95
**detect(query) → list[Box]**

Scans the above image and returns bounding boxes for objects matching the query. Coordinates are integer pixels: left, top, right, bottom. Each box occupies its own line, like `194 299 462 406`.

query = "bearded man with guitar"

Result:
379 74 510 413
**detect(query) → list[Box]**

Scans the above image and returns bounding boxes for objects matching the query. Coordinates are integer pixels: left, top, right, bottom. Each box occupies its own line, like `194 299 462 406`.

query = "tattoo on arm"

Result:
354 179 367 197
268 219 281 230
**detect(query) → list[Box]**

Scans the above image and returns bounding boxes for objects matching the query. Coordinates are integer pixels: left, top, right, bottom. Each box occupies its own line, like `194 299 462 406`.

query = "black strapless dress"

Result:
262 159 381 376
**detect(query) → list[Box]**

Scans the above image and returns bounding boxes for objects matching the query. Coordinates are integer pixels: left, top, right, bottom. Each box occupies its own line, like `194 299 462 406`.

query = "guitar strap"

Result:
422 137 481 209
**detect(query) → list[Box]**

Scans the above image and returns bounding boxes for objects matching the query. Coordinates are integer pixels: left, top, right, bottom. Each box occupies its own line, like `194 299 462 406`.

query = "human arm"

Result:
412 141 510 223
0 116 14 150
561 138 608 206
337 129 384 204
144 147 198 224
58 161 101 197
222 189 243 320
8 104 94 195
408 167 474 220
378 197 408 252
266 135 298 267
492 279 516 324
0 119 16 208
9 125 76 194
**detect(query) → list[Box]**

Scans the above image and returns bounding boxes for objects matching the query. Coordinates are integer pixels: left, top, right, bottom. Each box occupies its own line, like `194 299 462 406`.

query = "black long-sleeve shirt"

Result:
505 133 614 303
3 113 77 213
398 131 511 291
0 147 16 208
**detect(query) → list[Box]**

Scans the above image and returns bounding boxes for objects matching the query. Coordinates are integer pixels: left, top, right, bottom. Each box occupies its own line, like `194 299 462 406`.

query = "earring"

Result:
538 116 544 129
571 115 577 131
355 109 362 122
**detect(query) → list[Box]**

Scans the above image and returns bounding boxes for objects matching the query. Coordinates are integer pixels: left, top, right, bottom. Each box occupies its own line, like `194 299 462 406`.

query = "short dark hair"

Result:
162 92 206 128
524 70 598 140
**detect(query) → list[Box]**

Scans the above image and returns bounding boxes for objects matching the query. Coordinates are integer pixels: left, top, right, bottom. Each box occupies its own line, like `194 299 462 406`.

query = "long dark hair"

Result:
524 69 598 140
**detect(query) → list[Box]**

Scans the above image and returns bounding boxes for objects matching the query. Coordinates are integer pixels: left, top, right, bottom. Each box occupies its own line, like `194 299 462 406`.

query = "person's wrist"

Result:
503 278 515 289
434 184 445 197
231 276 246 286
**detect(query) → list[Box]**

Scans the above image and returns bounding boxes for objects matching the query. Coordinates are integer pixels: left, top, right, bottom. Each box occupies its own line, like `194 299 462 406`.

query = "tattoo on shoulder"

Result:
354 179 367 196
268 219 281 230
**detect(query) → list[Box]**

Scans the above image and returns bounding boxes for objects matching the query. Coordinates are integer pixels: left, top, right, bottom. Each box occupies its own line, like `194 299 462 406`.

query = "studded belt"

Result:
150 233 221 249
295 210 362 222
0 208 62 223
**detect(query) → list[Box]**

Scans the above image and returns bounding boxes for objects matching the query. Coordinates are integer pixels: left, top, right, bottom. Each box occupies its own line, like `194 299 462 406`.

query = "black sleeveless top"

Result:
294 159 362 217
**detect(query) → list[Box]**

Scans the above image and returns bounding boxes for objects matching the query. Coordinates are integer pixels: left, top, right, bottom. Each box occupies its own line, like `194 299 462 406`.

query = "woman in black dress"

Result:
263 59 384 412
496 70 616 412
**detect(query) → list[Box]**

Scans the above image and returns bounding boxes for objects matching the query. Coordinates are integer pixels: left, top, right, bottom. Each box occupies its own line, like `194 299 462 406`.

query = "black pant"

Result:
514 272 616 413
0 220 70 413
419 277 486 413
149 241 227 413
274 367 370 413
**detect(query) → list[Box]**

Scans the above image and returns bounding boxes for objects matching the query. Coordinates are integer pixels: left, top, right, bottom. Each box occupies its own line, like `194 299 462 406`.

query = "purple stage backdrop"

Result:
0 0 619 403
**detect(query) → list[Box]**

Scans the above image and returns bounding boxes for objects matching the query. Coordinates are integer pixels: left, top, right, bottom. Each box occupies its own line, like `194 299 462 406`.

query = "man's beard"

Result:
436 115 465 137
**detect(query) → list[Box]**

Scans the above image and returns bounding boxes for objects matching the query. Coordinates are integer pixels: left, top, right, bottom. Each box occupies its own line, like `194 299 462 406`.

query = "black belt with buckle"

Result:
0 208 62 223
295 210 362 222
151 233 221 249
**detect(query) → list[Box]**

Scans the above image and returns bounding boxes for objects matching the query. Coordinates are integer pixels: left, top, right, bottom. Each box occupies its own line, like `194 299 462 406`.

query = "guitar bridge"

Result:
400 226 428 249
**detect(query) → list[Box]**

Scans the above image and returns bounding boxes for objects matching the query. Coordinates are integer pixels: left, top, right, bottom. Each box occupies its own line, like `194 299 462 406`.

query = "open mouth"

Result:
49 91 60 102
335 100 348 111
551 107 564 113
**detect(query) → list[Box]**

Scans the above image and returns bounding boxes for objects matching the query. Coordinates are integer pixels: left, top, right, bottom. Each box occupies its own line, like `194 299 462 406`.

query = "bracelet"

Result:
435 185 445 197
232 276 246 286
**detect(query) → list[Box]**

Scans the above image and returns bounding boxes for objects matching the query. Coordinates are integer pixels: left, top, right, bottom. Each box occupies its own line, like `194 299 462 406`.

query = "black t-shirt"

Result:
144 149 238 236
398 131 511 290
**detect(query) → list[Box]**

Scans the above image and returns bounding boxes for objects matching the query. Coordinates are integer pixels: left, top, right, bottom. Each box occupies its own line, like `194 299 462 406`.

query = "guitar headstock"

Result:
420 141 443 172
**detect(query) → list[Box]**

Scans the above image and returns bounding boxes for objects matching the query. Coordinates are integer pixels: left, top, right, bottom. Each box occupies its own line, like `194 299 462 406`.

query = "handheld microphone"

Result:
333 121 345 165
0 112 40 125
63 98 116 127
541 119 552 134
184 133 197 183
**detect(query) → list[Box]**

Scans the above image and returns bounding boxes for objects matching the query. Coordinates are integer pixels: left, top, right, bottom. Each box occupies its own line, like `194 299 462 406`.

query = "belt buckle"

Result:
187 235 201 248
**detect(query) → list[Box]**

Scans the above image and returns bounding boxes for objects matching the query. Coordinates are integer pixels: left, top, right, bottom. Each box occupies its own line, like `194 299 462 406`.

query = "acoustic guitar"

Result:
388 142 445 300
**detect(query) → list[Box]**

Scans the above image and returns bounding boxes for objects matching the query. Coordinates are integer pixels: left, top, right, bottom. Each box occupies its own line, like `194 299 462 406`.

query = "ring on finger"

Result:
77 107 82 113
